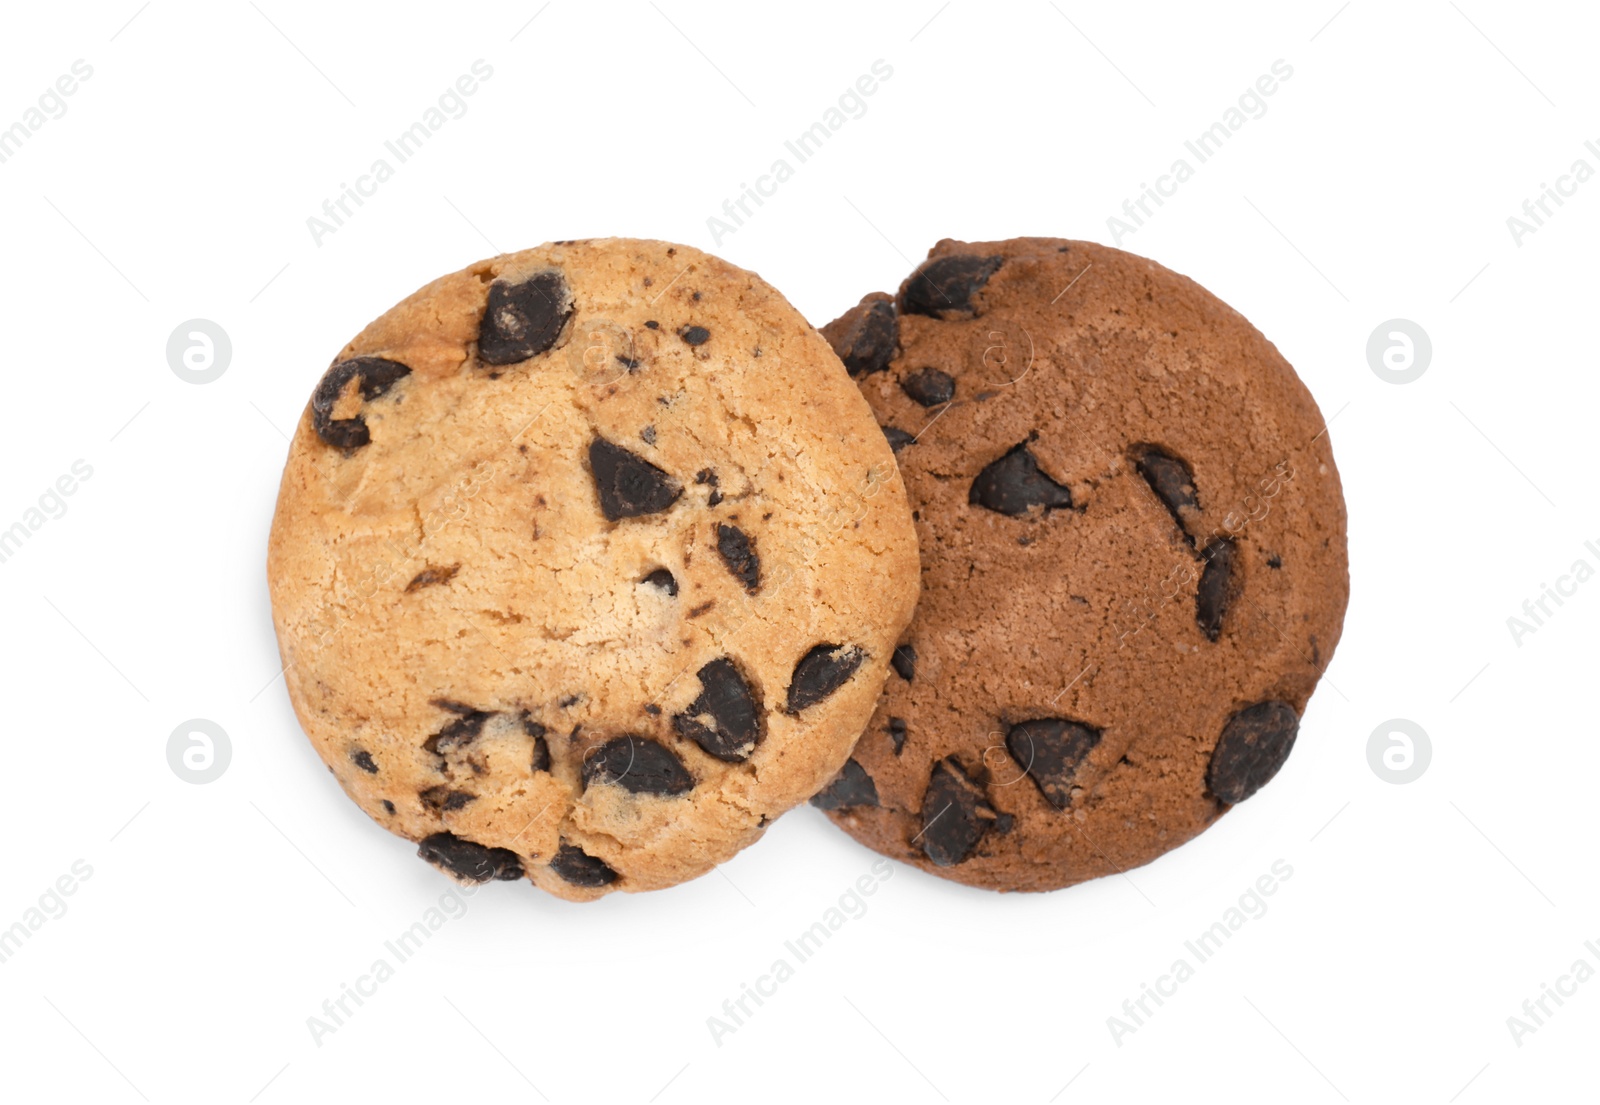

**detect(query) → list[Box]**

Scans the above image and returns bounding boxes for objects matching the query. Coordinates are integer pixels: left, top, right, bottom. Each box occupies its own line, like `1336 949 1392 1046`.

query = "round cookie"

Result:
267 239 919 901
813 238 1348 893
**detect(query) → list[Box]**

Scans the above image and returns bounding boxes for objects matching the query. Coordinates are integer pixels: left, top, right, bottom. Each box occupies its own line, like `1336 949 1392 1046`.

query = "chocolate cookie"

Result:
815 238 1348 892
267 239 919 901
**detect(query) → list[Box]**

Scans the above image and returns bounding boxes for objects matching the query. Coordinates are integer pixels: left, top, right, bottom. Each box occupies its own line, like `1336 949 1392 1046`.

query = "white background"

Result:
1 2 1594 1102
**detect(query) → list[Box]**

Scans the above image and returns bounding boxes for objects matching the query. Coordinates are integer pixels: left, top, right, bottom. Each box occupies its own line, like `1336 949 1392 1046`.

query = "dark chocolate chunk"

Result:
419 786 477 812
350 749 378 774
901 254 1003 318
920 758 993 866
1005 718 1102 810
417 832 522 883
1133 445 1199 541
1208 701 1299 804
589 437 682 521
641 568 678 596
786 644 866 713
582 736 694 796
696 468 724 506
382 800 396 815
550 841 618 887
424 704 494 755
828 298 898 377
969 442 1074 516
478 271 573 365
679 325 711 346
311 356 411 449
1196 537 1236 642
886 717 908 755
645 320 659 330
522 713 550 772
891 643 916 683
716 524 760 593
901 367 955 407
810 759 879 810
673 658 761 762
405 564 459 593
882 426 915 452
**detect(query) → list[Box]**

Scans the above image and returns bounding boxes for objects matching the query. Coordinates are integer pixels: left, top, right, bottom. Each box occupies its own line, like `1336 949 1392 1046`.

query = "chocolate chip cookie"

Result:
267 239 919 901
814 238 1348 892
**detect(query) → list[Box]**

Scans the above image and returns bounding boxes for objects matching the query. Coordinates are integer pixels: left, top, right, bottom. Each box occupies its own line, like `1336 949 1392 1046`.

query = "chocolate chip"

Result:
522 713 550 772
882 426 915 452
645 320 660 330
1133 445 1199 542
641 425 657 444
417 832 522 883
810 759 879 810
405 564 459 593
696 469 724 506
891 644 916 682
901 368 955 407
311 357 411 449
616 355 640 371
1197 538 1236 642
582 736 694 796
350 749 378 774
1267 554 1282 569
1208 701 1299 804
969 442 1074 516
419 786 476 812
641 568 678 596
382 800 396 815
786 644 866 713
589 436 682 521
673 658 761 762
679 325 711 346
900 254 1003 318
826 298 898 377
716 524 760 593
920 758 993 866
478 271 573 365
886 717 908 755
1006 718 1101 810
424 703 494 755
550 841 618 887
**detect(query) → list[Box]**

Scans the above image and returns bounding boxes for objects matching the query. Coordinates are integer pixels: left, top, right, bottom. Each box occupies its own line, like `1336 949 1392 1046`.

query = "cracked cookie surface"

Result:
815 238 1348 892
268 238 919 901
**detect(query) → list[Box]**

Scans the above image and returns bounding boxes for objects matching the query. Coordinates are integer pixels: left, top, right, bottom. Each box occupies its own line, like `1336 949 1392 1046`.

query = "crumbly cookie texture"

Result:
815 238 1348 893
267 239 919 901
